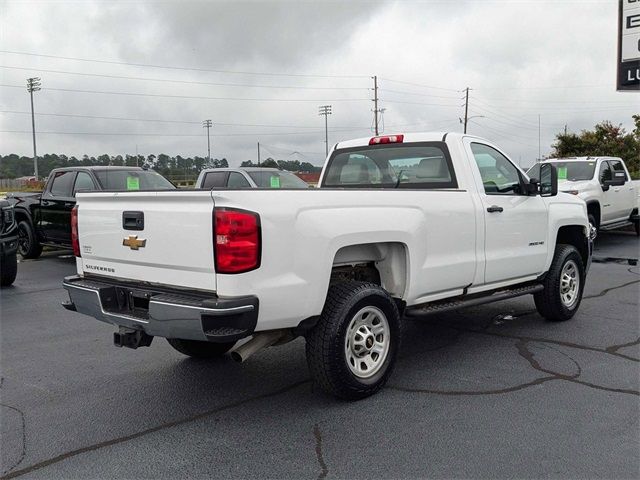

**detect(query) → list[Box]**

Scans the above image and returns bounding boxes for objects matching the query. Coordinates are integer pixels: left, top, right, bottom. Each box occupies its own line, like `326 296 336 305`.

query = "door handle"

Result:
487 206 504 213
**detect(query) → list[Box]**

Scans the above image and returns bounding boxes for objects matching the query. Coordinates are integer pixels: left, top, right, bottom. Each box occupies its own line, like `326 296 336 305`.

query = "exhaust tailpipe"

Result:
230 330 286 363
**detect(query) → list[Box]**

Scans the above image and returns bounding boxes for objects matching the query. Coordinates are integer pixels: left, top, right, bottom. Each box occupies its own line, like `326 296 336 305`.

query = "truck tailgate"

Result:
75 191 216 291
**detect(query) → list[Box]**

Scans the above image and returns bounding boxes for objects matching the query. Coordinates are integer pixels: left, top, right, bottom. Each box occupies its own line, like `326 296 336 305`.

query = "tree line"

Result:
550 115 640 178
0 154 320 180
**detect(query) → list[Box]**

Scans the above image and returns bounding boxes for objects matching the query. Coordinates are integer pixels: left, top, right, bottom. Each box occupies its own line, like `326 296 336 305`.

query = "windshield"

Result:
248 170 308 188
94 170 176 191
527 161 596 182
322 143 457 189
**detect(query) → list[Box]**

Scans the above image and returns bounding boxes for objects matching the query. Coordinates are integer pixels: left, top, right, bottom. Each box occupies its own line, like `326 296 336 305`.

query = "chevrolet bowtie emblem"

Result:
122 235 146 250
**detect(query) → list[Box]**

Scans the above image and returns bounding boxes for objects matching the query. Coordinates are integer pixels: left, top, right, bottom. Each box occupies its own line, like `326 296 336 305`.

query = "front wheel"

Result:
0 253 18 287
534 244 585 322
588 214 598 240
305 281 401 400
167 338 236 358
17 220 42 259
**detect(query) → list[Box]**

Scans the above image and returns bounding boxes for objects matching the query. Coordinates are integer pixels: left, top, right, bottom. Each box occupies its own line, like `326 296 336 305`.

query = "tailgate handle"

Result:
123 211 144 231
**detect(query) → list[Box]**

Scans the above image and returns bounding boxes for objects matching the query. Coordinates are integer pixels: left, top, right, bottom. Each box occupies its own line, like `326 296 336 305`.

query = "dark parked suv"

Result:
0 200 18 286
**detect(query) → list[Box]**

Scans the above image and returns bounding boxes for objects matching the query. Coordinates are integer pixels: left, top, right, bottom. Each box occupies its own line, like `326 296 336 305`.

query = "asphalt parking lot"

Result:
1 231 638 479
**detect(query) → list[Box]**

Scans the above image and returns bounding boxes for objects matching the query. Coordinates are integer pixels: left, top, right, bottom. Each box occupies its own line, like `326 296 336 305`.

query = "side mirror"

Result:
601 183 610 192
604 177 625 188
526 177 540 195
539 163 557 197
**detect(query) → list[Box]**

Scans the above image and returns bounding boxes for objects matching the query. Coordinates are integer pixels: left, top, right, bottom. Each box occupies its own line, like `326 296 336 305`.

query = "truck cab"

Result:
527 157 639 235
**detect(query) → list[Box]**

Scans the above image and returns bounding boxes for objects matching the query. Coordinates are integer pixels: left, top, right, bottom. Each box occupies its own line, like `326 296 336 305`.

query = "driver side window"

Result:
471 143 523 195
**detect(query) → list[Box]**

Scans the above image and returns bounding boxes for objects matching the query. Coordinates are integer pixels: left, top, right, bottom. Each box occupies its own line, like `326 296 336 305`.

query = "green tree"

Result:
551 119 639 178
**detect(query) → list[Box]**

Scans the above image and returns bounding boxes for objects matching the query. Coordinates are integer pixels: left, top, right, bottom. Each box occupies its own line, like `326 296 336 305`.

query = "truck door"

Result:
40 170 76 243
597 161 617 224
464 140 549 285
607 159 636 222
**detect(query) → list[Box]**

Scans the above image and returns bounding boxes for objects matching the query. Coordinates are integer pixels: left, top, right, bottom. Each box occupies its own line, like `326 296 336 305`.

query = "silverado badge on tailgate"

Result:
122 235 146 250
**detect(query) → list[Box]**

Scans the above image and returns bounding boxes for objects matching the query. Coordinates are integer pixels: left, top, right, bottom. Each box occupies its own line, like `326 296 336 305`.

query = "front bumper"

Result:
0 233 18 257
62 275 258 343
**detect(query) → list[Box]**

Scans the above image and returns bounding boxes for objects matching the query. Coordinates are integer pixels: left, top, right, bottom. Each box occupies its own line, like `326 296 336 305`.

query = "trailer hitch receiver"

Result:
113 327 153 349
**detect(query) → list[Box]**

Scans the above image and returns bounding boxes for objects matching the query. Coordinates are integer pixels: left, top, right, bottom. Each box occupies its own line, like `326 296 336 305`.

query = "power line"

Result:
378 77 460 92
383 99 462 108
0 129 369 137
0 65 367 91
379 88 461 100
0 50 369 79
0 84 369 102
0 110 372 129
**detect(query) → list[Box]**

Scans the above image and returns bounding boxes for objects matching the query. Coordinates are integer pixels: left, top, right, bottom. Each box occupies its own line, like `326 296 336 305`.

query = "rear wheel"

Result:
534 244 585 322
17 220 42 259
305 281 401 400
0 253 18 287
167 338 236 358
587 214 598 240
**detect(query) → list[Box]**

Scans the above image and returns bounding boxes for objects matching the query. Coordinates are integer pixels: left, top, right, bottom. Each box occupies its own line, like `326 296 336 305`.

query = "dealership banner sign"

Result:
619 0 640 90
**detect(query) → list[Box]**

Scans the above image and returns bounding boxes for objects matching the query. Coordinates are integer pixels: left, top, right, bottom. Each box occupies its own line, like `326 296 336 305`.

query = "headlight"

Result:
2 207 14 225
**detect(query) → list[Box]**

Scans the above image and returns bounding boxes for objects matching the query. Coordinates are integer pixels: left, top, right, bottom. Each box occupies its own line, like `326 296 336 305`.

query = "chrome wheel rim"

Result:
560 260 580 309
344 306 390 379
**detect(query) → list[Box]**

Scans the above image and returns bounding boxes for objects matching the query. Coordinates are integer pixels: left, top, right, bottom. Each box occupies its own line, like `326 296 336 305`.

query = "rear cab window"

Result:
321 142 457 189
49 171 76 197
202 171 229 189
94 170 175 191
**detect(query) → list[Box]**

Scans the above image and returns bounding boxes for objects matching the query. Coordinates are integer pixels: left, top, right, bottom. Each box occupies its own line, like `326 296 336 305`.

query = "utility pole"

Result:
257 142 261 166
463 87 470 134
318 105 332 158
538 114 541 161
202 119 212 162
27 77 41 178
372 76 381 135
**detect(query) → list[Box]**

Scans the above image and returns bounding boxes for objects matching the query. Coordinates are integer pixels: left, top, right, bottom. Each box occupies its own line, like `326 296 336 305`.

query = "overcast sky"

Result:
0 0 636 168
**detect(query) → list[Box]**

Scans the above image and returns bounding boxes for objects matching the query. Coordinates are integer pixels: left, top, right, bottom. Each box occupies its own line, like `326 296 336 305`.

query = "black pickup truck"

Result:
0 199 18 286
6 166 175 259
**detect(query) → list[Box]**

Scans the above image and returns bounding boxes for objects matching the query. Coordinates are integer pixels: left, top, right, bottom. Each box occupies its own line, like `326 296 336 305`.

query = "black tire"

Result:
588 214 598 239
305 281 401 400
166 338 235 358
534 244 585 322
17 220 42 259
0 253 18 287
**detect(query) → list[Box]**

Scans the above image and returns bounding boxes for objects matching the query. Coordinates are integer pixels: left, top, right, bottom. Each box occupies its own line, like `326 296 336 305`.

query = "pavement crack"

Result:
605 337 640 355
388 376 558 396
0 404 26 477
313 424 328 480
0 380 310 480
583 279 640 299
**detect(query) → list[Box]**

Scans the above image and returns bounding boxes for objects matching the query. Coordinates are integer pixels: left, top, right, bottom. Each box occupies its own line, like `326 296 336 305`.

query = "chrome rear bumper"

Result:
62 275 258 342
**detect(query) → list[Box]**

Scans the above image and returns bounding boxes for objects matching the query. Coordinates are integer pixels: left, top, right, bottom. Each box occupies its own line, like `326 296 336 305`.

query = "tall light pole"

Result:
27 77 41 178
459 115 485 132
202 119 212 162
318 105 332 158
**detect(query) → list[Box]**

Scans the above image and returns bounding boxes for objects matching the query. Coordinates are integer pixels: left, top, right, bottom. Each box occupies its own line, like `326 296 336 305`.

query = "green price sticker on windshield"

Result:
557 167 568 180
127 176 140 190
270 176 281 188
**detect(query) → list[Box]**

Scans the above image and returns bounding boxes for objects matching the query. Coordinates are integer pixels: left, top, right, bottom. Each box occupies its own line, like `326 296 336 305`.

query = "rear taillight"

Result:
71 206 80 257
214 208 260 274
369 134 404 145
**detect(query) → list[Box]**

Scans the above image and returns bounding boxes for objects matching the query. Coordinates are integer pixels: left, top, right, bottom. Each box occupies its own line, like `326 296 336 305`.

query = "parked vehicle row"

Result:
63 132 594 399
6 167 175 259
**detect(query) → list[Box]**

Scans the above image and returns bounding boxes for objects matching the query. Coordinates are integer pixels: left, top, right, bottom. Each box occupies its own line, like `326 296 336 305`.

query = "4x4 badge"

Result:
122 235 146 250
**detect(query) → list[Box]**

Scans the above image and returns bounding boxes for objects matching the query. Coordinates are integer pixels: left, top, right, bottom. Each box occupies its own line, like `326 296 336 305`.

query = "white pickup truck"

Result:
63 132 593 399
527 157 640 236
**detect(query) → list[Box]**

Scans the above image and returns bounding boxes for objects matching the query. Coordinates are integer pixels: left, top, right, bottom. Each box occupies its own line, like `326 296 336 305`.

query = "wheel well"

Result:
556 225 589 267
331 242 408 299
586 202 600 228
